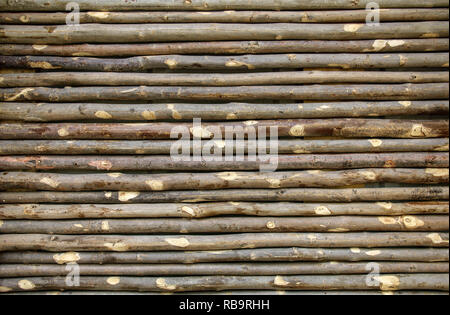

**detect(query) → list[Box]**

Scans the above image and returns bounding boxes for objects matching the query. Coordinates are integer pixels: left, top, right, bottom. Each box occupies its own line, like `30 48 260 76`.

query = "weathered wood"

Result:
0 153 447 172
0 233 448 252
1 101 448 122
0 274 448 292
2 248 447 264
1 39 447 57
1 202 448 220
0 139 447 155
1 216 447 234
2 53 448 71
1 9 449 24
2 71 448 88
0 119 447 140
1 22 448 44
1 187 447 204
1 84 447 103
1 0 448 11
1 169 447 192
0 262 448 278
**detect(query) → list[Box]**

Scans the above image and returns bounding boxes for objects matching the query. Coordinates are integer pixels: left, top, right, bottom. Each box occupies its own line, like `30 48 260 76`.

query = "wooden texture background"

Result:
0 0 449 295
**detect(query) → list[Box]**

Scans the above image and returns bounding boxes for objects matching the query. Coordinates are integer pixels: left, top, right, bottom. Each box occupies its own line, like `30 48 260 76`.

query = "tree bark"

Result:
1 39 447 57
0 274 448 292
1 22 448 44
1 216 447 234
0 262 447 278
2 53 448 71
0 101 448 122
1 248 447 264
0 119 448 140
1 0 448 11
1 169 447 191
2 71 448 88
1 9 449 24
0 233 448 252
1 202 448 220
0 153 447 172
0 187 447 203
0 139 447 155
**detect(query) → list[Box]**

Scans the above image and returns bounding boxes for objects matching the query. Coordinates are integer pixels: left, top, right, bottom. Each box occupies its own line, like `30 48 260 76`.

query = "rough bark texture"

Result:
1 248 447 264
0 187 447 204
0 119 447 140
1 9 449 24
1 39 448 57
0 274 448 292
0 101 448 122
0 153 447 171
1 0 448 11
0 233 448 252
1 202 448 220
2 53 448 71
0 262 448 278
0 139 447 155
2 71 448 88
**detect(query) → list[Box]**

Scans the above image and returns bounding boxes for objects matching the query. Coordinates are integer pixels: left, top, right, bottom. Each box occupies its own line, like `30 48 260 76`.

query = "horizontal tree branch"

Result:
0 233 448 252
1 39 448 57
0 139 447 155
1 202 448 220
0 187 447 203
1 248 447 264
0 9 448 24
2 53 448 71
0 262 447 278
1 169 448 192
1 0 448 11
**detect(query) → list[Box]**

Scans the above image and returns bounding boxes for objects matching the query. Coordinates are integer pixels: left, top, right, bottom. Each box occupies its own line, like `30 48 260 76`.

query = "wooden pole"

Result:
2 53 448 71
1 169 447 191
0 153 447 172
1 9 448 24
0 262 447 278
0 274 448 292
0 233 448 252
1 22 448 44
1 202 448 220
2 71 448 88
0 139 447 155
1 216 447 234
1 39 447 56
1 84 448 103
1 0 448 11
1 248 447 264
1 291 448 295
0 186 447 203
0 101 448 122
0 119 447 140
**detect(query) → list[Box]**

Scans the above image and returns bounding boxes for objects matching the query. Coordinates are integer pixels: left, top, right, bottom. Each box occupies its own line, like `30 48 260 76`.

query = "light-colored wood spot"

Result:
225 60 255 70
108 173 122 178
190 126 212 138
399 101 411 107
104 242 129 252
142 110 156 120
57 128 70 137
18 280 35 290
87 12 110 19
40 177 60 189
88 160 113 170
166 238 190 248
6 88 35 101
274 276 290 286
164 59 178 69
378 217 398 225
344 24 363 32
29 61 61 70
366 250 381 256
315 206 331 215
377 202 392 210
388 40 405 47
101 221 110 231
53 252 80 265
374 276 400 291
328 228 350 232
350 248 361 253
181 206 196 217
94 111 113 119
289 125 305 137
156 278 177 291
361 171 376 180
266 178 281 188
425 168 449 177
107 277 120 285
371 40 387 51
266 221 276 229
0 286 12 292
427 233 449 244
217 172 239 181
32 44 48 51
146 179 164 191
118 191 140 202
